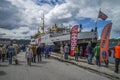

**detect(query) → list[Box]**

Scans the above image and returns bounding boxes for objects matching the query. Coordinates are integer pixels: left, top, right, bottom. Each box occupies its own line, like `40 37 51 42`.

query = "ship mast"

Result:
41 13 44 33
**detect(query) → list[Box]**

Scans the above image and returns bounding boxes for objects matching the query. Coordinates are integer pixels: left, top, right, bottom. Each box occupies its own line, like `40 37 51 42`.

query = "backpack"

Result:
46 48 49 52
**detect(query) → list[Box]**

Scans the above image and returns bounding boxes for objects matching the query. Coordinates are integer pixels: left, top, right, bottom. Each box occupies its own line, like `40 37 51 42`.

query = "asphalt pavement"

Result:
0 52 114 80
51 52 120 80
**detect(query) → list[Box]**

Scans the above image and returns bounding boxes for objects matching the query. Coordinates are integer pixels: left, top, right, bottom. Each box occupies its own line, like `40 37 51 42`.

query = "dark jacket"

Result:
37 46 43 55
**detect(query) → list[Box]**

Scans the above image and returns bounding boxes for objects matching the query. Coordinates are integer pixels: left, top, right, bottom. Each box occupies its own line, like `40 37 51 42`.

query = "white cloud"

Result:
0 0 120 39
45 0 120 38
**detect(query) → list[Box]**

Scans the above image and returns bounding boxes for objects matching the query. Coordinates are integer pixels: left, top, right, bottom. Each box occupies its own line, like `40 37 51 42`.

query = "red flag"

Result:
70 25 78 56
98 11 108 20
100 23 112 62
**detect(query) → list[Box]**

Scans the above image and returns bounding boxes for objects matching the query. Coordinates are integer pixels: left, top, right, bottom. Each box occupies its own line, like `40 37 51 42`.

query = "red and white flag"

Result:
70 25 78 56
98 11 108 20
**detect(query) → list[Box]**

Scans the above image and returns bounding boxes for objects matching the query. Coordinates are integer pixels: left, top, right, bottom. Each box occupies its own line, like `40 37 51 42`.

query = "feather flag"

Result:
100 23 112 61
70 25 78 56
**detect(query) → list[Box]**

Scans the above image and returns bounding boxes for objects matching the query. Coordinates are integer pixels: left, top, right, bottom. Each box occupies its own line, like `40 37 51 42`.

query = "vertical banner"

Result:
70 25 78 56
100 23 112 61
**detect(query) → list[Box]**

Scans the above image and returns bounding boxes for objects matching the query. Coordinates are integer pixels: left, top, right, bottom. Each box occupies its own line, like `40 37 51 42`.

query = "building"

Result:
0 38 11 44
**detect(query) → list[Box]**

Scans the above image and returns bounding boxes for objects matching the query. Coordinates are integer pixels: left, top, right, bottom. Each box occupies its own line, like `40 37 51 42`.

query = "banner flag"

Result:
100 23 112 61
98 11 108 20
70 25 78 56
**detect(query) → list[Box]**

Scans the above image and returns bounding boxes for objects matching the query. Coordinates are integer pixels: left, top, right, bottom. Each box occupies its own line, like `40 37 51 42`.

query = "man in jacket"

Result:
87 41 93 64
64 44 69 60
74 45 79 61
37 45 43 62
31 45 37 63
94 43 100 66
8 44 15 64
114 42 120 73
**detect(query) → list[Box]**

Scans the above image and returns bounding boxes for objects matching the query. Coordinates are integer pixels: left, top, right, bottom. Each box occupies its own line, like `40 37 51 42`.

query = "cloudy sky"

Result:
0 0 120 39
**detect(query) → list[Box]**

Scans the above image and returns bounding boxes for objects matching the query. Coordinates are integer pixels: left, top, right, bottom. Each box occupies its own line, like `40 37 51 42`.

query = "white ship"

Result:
30 15 98 48
30 26 97 46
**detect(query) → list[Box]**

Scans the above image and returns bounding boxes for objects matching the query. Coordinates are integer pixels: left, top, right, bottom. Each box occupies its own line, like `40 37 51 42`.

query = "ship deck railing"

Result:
49 30 97 37
49 32 70 37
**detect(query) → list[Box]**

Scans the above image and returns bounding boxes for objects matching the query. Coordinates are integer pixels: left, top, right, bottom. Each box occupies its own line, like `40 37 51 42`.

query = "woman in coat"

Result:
25 46 33 66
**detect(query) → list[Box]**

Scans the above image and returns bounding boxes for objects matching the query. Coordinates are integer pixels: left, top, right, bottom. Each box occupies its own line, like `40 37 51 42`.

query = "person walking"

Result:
79 46 83 58
31 45 37 63
25 46 33 66
84 49 88 57
86 41 93 64
64 44 69 60
94 43 101 66
48 45 52 57
13 44 19 64
103 49 112 67
114 42 120 73
6 44 9 60
60 45 64 59
8 44 15 64
74 45 79 61
13 44 19 56
44 45 46 58
45 45 50 58
0 46 2 62
1 45 7 62
37 45 43 62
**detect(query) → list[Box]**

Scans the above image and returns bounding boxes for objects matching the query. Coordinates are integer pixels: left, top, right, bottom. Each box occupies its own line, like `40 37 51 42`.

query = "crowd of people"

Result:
0 41 120 74
0 43 23 64
0 43 52 66
60 41 120 73
25 44 52 66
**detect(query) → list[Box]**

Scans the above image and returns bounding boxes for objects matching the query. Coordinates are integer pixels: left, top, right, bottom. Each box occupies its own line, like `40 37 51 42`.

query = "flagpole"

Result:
96 8 101 80
95 8 101 29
